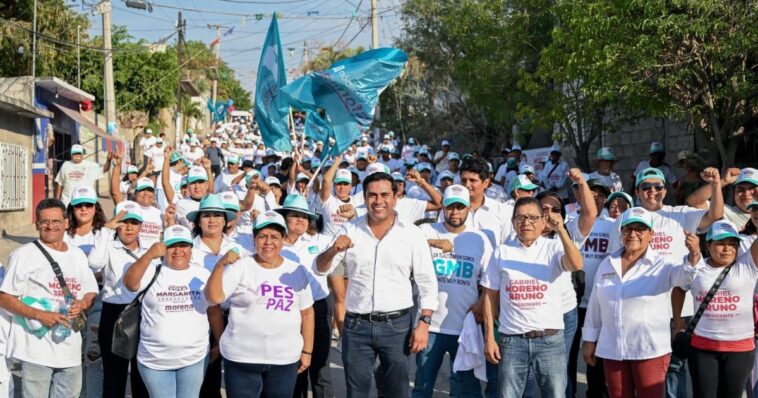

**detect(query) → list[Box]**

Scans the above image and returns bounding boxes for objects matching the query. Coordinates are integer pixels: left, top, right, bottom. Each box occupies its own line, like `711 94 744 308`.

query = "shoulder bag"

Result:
671 264 732 359
32 240 87 332
111 250 162 360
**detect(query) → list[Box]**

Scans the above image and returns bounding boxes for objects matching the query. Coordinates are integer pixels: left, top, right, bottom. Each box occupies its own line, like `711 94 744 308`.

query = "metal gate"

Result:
0 143 29 211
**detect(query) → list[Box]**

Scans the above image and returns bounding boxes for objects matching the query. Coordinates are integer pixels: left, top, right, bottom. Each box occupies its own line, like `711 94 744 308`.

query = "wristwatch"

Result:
419 315 432 325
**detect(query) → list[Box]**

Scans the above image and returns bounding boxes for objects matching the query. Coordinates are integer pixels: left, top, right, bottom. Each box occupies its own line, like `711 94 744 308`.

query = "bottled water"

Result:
52 298 72 340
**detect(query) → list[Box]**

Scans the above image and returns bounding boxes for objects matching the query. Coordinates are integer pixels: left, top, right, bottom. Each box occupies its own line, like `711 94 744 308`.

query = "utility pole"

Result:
302 40 309 75
175 11 184 146
370 0 381 135
211 25 221 109
77 25 81 88
102 0 117 135
31 0 37 104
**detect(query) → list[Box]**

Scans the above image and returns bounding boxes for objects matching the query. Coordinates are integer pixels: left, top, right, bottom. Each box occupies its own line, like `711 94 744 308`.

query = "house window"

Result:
0 143 29 211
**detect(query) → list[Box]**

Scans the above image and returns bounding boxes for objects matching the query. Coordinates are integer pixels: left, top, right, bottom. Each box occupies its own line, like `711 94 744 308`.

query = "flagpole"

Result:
306 155 328 190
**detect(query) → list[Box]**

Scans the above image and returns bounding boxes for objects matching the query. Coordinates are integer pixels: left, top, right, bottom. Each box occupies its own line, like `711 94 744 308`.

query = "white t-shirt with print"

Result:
176 197 201 229
55 161 104 205
139 205 163 248
682 253 758 342
318 195 354 237
220 257 313 365
1 241 98 368
64 228 104 257
420 223 492 335
609 205 706 317
571 215 616 308
480 236 568 335
137 265 210 370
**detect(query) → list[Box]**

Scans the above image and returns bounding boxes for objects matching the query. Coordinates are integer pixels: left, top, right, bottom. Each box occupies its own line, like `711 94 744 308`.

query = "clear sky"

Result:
82 0 404 98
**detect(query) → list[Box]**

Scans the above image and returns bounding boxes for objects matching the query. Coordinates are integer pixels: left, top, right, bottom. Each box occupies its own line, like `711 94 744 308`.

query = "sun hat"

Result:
70 186 97 206
443 184 470 207
274 194 317 221
186 194 237 223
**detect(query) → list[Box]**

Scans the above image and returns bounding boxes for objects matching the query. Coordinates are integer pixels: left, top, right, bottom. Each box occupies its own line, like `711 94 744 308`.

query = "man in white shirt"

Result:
138 129 156 167
537 144 570 201
146 138 165 174
413 185 492 397
54 145 109 207
318 156 358 237
213 154 243 193
481 196 583 398
0 199 98 398
458 158 513 246
588 147 624 193
434 140 451 173
315 171 439 398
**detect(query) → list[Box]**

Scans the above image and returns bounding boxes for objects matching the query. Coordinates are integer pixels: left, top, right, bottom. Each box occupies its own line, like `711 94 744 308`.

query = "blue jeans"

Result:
665 316 691 398
412 332 481 398
522 309 576 398
224 359 299 398
498 332 566 398
137 357 207 398
342 311 412 398
21 361 82 398
81 293 103 398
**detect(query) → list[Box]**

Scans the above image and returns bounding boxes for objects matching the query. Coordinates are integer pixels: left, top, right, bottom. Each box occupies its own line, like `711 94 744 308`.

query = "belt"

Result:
347 308 410 322
507 329 560 339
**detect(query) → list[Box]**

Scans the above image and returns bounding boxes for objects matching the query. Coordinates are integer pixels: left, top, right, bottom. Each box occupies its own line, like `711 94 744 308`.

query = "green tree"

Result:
1 0 90 82
301 45 365 73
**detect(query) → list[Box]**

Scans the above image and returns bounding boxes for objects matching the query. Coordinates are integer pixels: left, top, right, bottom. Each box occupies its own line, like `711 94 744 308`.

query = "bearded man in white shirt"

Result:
316 171 439 398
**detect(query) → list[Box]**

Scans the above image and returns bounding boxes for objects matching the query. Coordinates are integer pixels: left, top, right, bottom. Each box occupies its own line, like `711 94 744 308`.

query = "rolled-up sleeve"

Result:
411 233 438 312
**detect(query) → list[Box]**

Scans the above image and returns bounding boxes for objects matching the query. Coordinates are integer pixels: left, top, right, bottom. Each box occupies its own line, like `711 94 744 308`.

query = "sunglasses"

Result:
639 183 665 192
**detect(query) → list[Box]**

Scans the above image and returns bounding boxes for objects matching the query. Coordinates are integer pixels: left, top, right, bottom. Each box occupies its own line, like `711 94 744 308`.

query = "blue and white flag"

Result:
254 15 291 152
280 47 407 155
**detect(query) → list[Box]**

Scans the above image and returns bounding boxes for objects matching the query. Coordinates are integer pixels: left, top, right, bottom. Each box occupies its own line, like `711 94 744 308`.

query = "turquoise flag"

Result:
254 15 291 152
280 48 407 155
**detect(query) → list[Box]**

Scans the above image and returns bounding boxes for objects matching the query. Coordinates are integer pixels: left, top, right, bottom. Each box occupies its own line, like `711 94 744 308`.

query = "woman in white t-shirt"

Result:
739 200 758 254
205 211 314 398
87 201 150 398
582 207 701 398
681 220 758 398
254 143 267 168
124 225 211 398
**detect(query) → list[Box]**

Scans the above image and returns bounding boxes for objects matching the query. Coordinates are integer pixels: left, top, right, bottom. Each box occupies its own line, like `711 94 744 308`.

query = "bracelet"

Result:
301 350 312 355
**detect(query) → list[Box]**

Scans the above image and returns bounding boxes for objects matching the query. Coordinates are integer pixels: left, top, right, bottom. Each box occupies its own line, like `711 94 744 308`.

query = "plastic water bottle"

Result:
52 298 72 340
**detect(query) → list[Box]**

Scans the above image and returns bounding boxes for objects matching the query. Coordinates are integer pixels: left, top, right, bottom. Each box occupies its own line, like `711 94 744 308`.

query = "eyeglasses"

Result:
639 183 665 192
621 226 649 236
513 215 543 224
37 219 64 227
73 203 95 209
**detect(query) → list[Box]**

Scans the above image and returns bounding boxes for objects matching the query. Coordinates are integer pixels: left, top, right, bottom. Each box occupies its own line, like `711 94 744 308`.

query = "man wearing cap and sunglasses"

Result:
54 145 111 207
608 166 724 398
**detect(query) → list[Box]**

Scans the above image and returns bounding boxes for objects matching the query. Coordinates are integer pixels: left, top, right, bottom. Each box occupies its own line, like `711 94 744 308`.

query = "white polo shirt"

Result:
480 236 568 335
320 214 439 314
88 234 157 304
608 205 706 317
421 223 492 335
281 233 332 301
582 249 698 360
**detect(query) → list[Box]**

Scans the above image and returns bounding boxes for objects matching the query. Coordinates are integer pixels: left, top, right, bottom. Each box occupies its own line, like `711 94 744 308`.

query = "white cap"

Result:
736 168 758 186
511 144 522 152
145 128 153 134
219 191 241 212
155 138 164 144
254 210 288 232
265 176 282 186
70 185 97 206
441 140 450 146
519 164 535 174
187 166 208 183
443 184 470 207
163 225 193 246
416 162 433 172
366 162 390 176
295 172 310 182
334 169 353 184
135 177 155 191
227 154 240 164
620 207 653 229
550 143 561 153
71 144 84 155
115 200 143 222
126 165 139 174
447 152 460 161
